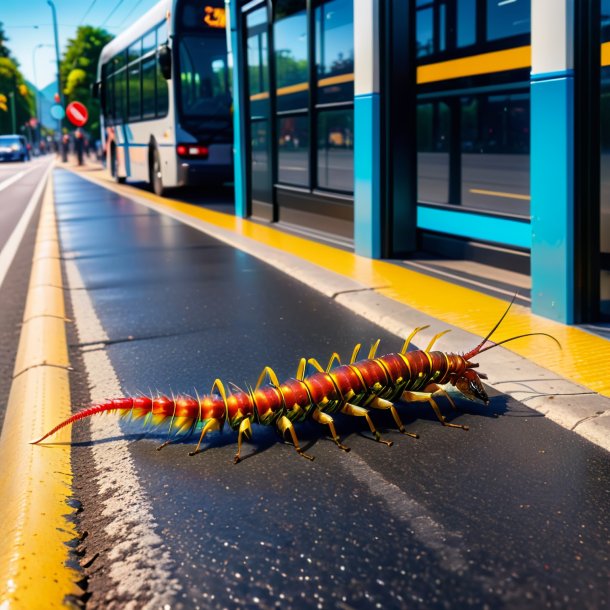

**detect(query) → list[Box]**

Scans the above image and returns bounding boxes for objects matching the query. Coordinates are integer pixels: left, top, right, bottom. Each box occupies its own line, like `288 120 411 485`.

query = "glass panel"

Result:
486 0 530 41
315 0 354 104
142 30 156 56
277 115 309 186
601 65 610 317
141 57 156 118
439 3 446 52
251 119 270 202
274 0 308 111
247 7 269 119
417 8 434 58
128 41 141 64
317 108 353 192
461 94 530 215
178 34 231 120
417 101 450 204
128 62 141 120
457 0 476 47
156 49 169 117
115 69 127 122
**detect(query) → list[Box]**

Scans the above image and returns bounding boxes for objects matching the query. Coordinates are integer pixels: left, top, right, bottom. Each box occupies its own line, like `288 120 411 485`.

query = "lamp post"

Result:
47 0 63 135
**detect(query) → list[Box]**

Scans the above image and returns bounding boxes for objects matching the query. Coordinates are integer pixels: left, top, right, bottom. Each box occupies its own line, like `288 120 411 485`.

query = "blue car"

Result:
0 135 30 162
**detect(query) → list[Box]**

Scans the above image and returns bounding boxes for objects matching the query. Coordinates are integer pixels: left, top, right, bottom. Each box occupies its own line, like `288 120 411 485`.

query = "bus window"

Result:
178 35 231 119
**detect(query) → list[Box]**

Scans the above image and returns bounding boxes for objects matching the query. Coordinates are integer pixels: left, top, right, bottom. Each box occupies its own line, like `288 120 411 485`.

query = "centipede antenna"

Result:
349 343 361 364
426 329 451 352
463 293 518 360
368 339 381 359
475 332 562 355
401 325 430 354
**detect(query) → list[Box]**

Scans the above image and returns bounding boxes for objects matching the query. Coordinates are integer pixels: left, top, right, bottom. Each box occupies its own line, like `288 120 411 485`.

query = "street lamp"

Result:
47 0 63 134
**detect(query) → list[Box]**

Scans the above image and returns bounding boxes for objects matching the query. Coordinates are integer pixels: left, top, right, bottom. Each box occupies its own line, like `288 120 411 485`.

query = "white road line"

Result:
65 258 181 610
0 170 25 192
0 162 52 292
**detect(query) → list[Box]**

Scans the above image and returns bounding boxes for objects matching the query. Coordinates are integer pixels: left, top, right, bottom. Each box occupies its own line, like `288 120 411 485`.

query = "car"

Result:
0 135 30 162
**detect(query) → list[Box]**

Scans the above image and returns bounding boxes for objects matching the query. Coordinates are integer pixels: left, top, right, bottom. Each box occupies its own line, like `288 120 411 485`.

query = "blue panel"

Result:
354 93 380 258
230 0 247 218
416 207 531 249
530 77 574 323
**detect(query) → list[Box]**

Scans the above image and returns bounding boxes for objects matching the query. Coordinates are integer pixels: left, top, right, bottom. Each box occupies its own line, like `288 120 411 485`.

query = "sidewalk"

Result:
65 163 610 452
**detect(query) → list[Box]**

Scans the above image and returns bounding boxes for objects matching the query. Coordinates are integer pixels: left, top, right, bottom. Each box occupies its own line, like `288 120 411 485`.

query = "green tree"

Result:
0 23 35 135
61 25 112 137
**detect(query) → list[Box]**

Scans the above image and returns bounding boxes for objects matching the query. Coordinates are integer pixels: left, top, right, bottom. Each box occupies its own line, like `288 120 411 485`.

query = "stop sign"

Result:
66 101 89 127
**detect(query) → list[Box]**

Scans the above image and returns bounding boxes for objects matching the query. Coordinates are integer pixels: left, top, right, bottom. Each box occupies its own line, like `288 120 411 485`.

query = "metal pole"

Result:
47 0 63 136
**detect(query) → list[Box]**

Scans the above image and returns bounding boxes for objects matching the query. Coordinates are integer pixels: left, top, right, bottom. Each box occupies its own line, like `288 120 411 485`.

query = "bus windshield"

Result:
178 34 231 121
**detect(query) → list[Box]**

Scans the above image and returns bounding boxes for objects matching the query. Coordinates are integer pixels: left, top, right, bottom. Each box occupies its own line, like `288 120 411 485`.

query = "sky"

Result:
1 0 161 91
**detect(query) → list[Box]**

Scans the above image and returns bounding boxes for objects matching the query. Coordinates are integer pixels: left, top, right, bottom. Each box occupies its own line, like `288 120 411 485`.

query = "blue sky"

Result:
1 0 161 91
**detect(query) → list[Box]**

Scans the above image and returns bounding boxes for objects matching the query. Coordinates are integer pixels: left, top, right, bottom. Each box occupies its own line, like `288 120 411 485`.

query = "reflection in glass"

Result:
317 109 353 192
274 1 308 111
457 0 476 47
417 102 450 204
278 115 309 186
141 57 156 118
128 64 141 121
247 8 269 119
461 94 530 215
142 30 156 56
487 0 530 41
315 0 354 103
417 7 433 58
251 119 270 202
600 67 610 316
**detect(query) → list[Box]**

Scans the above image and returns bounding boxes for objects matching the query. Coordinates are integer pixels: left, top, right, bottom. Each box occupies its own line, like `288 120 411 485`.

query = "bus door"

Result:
244 4 274 221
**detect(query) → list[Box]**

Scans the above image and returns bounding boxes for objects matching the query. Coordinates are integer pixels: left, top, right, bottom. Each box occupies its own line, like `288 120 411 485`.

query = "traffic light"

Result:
18 84 28 96
0 93 7 112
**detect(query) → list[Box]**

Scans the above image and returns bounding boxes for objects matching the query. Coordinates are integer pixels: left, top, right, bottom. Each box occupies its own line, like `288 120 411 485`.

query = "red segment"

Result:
174 396 199 418
305 372 338 404
354 360 388 387
333 365 365 397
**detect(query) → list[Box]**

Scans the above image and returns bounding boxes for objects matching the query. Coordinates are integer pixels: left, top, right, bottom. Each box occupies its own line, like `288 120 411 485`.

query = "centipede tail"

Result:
32 298 560 461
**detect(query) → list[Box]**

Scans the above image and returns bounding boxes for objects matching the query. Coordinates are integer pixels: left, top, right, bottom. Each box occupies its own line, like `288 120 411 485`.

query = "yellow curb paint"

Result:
0 172 81 608
68 167 610 398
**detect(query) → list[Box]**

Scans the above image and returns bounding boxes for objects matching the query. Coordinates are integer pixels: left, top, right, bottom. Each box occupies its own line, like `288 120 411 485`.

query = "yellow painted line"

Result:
68 166 610 398
602 41 610 66
469 188 531 201
417 45 531 84
0 172 81 607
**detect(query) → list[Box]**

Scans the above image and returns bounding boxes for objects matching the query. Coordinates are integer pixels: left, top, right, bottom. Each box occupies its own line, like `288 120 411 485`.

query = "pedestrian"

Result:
61 133 69 163
74 129 84 166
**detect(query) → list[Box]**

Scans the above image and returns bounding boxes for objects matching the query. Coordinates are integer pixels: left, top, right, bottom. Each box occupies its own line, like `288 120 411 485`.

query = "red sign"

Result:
66 101 89 127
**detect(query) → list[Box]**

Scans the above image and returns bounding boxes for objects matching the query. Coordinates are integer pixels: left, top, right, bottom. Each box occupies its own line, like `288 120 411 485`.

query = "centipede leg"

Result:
369 397 419 439
401 389 469 431
425 385 458 412
188 418 222 456
311 408 350 451
234 418 253 464
341 402 393 447
277 415 315 460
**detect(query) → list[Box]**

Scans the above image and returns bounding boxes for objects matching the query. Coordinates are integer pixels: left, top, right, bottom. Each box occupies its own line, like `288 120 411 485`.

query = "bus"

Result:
96 0 232 195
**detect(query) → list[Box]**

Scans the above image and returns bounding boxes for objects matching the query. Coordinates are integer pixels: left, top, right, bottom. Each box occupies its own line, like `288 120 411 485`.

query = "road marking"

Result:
0 170 81 607
469 188 531 201
64 258 181 609
0 170 25 192
0 162 52 292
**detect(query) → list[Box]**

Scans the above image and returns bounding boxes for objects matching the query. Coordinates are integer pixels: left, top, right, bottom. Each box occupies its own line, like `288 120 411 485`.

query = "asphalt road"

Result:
0 157 53 431
46 168 610 610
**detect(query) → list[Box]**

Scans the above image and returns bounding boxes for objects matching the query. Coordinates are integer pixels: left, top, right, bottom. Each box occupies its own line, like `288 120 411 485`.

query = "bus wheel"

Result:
151 149 166 196
111 147 126 184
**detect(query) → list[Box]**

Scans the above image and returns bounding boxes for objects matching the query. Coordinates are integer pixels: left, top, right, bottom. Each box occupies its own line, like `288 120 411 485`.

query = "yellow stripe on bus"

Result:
469 188 531 201
417 45 531 84
601 41 610 66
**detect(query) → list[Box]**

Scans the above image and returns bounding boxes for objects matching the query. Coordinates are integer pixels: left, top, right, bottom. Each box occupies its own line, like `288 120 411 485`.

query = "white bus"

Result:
96 0 232 195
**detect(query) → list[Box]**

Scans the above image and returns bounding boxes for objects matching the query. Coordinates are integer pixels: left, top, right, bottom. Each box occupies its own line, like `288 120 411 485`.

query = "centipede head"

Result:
454 366 489 405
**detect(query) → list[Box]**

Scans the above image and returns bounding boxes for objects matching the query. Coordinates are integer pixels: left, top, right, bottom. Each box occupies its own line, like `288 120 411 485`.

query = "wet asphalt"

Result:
53 169 610 610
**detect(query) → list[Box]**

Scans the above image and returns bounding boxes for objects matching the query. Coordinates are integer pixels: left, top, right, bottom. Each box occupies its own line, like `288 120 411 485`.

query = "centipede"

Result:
31 297 559 462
